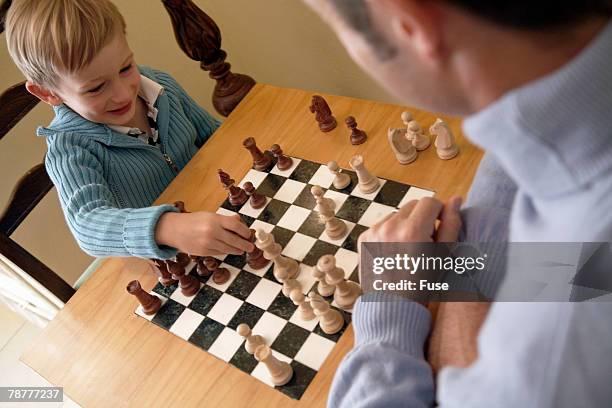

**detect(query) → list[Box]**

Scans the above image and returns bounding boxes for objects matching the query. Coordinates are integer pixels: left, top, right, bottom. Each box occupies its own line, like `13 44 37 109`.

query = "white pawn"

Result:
276 267 302 297
430 118 459 160
388 127 417 164
255 229 299 280
254 344 293 386
401 111 414 140
309 292 344 334
311 264 335 297
348 155 380 194
311 185 335 211
407 120 430 151
237 323 265 354
290 289 315 321
327 161 351 189
318 197 347 239
318 255 361 310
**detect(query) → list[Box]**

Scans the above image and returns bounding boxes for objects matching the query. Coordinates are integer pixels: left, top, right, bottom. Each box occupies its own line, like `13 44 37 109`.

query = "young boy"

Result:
5 0 254 261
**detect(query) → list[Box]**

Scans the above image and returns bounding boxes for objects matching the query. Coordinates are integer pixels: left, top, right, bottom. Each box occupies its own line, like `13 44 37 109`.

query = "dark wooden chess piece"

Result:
174 201 187 213
218 169 233 189
168 260 200 296
127 280 161 315
228 184 248 206
270 144 293 171
246 229 270 269
175 252 191 268
243 137 272 171
196 257 212 277
345 116 368 145
152 260 177 287
309 95 337 132
204 256 230 284
243 182 266 209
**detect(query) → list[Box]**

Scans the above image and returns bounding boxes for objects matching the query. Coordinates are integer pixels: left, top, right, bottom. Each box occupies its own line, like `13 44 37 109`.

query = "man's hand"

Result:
155 211 254 256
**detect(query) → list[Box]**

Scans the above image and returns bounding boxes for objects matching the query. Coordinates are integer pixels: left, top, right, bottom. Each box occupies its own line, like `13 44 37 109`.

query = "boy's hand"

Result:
155 212 254 256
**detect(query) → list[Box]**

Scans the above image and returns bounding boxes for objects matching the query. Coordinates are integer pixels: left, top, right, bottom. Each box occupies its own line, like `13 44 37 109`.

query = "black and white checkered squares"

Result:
135 155 434 400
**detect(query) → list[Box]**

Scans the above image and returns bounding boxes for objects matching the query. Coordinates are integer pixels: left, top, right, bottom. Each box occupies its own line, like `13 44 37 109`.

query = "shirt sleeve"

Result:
45 135 179 259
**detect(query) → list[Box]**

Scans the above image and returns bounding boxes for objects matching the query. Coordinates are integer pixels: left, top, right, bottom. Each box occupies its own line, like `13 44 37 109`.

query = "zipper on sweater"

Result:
162 152 179 173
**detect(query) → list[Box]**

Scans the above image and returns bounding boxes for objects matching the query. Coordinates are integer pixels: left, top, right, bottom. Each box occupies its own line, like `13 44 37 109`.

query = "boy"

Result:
5 0 254 262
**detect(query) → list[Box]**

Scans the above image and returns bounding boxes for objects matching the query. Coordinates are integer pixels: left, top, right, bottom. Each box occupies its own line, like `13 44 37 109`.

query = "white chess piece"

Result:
254 345 293 386
290 289 316 321
276 267 302 296
255 229 299 279
327 161 351 189
401 111 414 140
407 120 430 151
430 118 459 160
348 155 380 194
309 292 344 334
388 127 417 164
317 198 347 239
311 185 335 211
237 323 265 354
311 264 335 297
317 255 361 310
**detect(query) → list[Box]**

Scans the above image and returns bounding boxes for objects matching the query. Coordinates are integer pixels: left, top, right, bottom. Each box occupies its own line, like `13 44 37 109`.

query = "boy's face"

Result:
33 32 141 126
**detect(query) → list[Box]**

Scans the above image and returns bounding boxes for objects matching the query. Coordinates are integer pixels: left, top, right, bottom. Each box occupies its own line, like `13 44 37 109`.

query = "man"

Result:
303 0 612 406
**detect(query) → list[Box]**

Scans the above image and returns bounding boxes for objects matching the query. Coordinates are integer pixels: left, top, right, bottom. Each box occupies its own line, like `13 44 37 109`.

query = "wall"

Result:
0 0 399 286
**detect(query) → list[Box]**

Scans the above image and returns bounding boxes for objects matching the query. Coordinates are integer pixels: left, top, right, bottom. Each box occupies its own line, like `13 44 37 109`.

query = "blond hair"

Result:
5 0 126 88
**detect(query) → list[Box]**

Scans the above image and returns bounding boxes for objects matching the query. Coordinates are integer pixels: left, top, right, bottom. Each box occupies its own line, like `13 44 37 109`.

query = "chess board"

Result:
134 155 434 400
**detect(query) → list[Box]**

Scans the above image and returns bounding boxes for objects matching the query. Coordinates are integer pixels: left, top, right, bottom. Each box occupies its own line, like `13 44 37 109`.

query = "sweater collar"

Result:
36 66 167 147
463 21 612 199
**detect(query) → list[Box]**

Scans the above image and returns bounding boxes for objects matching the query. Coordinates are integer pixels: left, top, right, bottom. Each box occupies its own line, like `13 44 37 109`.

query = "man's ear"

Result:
25 81 63 106
381 0 445 64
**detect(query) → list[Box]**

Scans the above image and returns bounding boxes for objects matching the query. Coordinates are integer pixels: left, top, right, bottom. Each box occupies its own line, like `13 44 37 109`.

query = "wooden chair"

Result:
0 0 255 304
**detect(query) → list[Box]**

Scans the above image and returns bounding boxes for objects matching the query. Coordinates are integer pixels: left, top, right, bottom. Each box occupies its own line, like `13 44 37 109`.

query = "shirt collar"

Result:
108 74 165 136
463 21 612 199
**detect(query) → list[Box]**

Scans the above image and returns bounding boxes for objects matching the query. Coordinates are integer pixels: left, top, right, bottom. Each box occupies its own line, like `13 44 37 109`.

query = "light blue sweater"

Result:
329 22 612 408
37 66 221 259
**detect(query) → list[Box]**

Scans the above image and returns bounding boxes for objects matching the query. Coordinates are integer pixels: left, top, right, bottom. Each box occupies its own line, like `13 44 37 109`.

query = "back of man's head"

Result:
5 0 126 89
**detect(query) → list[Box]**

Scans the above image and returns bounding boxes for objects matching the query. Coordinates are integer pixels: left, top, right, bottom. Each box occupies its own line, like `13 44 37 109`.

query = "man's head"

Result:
5 0 141 126
305 0 612 115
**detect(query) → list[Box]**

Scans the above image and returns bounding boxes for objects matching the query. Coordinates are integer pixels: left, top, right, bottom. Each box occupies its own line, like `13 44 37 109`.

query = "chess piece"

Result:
168 260 200 296
173 201 187 213
318 255 361 310
327 161 351 189
228 184 248 206
430 118 459 160
237 323 265 354
318 199 347 239
309 292 344 334
127 280 161 315
311 264 336 297
254 344 293 386
276 267 302 296
401 111 414 140
408 120 430 151
309 95 337 132
311 185 335 211
196 257 212 277
345 116 367 145
270 144 293 171
218 169 233 189
246 229 270 269
388 128 417 164
243 181 266 209
243 137 273 171
348 155 380 193
152 260 177 286
204 257 230 284
290 289 315 321
255 229 299 280
175 252 191 268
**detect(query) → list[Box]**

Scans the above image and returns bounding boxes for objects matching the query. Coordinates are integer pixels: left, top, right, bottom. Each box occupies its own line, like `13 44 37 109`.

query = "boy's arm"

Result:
46 137 179 259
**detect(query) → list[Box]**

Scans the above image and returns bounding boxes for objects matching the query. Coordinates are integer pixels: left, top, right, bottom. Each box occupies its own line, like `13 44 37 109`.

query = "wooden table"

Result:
21 84 482 407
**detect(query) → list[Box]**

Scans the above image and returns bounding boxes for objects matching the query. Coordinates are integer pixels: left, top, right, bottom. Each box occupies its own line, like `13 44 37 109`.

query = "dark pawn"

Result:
152 260 177 287
167 260 185 278
175 252 191 268
243 181 266 209
270 144 293 171
168 262 200 296
246 229 270 270
345 116 367 145
229 184 248 206
204 256 220 271
196 257 212 277
204 256 230 284
309 95 337 132
127 280 161 315
243 137 272 171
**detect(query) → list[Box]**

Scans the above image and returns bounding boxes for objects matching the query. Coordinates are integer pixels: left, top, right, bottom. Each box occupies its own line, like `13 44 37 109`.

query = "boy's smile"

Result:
28 32 142 127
